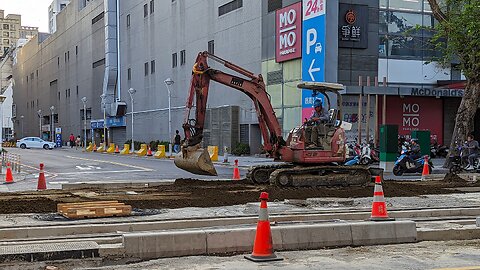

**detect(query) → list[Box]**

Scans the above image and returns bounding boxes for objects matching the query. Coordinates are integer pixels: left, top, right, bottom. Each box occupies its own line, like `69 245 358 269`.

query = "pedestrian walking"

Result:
69 134 75 148
174 130 181 153
75 135 81 150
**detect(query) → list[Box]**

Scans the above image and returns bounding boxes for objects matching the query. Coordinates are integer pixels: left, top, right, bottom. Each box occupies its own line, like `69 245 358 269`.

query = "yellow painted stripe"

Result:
65 156 154 171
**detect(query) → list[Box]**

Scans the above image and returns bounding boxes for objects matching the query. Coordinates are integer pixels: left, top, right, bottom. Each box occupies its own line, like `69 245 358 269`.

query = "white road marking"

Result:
48 181 69 185
65 156 154 171
54 169 148 175
75 165 102 170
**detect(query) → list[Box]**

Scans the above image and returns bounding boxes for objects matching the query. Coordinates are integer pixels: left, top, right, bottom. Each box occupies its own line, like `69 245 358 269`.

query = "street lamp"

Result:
20 115 24 138
50 106 55 142
164 78 174 155
0 95 6 151
81 97 87 149
37 109 43 139
100 94 107 145
128 88 136 153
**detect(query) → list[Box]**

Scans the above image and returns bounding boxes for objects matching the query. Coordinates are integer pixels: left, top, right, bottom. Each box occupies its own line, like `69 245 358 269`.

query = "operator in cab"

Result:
305 98 329 149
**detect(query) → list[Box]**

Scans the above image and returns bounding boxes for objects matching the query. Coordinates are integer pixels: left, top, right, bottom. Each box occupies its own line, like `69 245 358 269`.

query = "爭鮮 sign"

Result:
301 0 326 120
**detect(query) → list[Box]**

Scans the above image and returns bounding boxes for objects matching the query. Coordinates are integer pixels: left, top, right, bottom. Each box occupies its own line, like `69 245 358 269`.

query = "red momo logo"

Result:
345 10 356 24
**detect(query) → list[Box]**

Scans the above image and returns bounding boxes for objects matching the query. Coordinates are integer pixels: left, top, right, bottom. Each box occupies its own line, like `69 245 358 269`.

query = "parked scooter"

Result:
393 150 433 176
448 143 480 174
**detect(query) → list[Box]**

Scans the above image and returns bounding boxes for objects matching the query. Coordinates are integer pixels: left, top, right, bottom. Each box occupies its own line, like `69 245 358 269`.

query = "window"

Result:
3 24 9 30
208 40 215 54
126 14 131 27
389 0 421 12
58 92 60 100
76 45 78 55
151 60 155 74
150 0 155 14
172 53 177 68
144 62 149 76
219 0 243 16
180 50 186 65
144 4 148 17
81 108 92 120
92 58 105 68
127 68 132 80
92 12 104 24
76 86 79 96
267 0 282 13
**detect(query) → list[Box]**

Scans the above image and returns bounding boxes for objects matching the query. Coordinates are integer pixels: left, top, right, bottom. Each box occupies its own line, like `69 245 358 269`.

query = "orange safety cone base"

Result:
244 253 283 262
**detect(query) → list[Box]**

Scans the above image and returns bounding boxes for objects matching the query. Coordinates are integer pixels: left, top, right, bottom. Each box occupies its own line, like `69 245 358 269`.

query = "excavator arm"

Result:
175 51 285 176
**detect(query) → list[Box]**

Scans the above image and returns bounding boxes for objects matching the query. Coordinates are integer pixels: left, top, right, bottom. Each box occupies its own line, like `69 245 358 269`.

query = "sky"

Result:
0 0 51 32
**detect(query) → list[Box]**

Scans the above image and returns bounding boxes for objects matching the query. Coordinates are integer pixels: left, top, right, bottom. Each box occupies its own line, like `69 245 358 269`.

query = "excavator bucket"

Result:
174 144 218 176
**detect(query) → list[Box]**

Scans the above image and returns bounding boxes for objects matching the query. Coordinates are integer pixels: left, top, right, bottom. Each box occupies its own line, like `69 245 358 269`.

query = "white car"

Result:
16 137 56 150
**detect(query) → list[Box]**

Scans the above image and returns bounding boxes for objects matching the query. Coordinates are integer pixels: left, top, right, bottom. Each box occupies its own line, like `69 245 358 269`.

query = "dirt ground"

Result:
0 174 473 215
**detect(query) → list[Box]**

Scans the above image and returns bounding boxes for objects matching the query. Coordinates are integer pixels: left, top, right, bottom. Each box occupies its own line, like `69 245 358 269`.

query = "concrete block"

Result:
275 223 353 250
350 221 417 246
123 230 206 259
205 227 256 254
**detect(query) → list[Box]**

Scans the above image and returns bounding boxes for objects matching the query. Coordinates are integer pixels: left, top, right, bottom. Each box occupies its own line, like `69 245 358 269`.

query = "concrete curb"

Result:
2 208 479 241
122 221 417 259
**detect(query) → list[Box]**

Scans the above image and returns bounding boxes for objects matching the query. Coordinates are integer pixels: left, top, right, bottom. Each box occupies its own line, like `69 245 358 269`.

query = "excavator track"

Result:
247 164 374 187
246 164 294 184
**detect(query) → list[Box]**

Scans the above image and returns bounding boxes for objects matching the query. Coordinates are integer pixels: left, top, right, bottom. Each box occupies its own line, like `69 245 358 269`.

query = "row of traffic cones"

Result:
245 176 395 263
4 162 47 191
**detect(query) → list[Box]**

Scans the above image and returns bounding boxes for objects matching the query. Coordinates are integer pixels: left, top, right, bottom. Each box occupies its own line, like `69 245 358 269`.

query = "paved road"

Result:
0 147 247 192
7 239 477 270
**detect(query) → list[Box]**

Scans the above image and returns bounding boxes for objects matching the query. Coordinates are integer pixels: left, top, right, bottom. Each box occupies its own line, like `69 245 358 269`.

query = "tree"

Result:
426 0 480 166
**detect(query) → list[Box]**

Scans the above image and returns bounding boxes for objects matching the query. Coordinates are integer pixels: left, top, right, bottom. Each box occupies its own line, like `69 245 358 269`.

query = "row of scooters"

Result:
344 140 433 176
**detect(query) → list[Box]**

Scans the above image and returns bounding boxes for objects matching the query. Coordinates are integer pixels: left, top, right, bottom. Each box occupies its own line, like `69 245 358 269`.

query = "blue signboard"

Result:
90 120 104 129
301 0 326 120
55 133 62 148
106 116 126 128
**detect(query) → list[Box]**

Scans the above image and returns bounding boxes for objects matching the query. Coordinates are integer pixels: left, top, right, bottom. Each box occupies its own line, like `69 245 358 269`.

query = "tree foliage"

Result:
427 0 480 79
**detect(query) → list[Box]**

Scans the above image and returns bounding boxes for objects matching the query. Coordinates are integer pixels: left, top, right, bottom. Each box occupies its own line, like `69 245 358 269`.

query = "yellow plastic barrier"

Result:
86 142 93 152
97 143 106 153
136 144 147 156
106 143 115 153
120 144 130 155
154 145 166 159
208 146 219 162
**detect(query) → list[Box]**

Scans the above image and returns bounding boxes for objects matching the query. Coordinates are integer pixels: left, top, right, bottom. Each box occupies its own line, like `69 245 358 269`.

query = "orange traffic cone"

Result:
93 144 97 152
114 145 120 154
147 146 153 156
4 162 13 184
370 176 394 221
233 159 241 180
421 156 430 181
37 163 46 190
244 192 283 262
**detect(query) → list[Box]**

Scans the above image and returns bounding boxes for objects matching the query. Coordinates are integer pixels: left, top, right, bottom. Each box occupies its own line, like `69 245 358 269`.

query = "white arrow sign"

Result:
308 59 321 81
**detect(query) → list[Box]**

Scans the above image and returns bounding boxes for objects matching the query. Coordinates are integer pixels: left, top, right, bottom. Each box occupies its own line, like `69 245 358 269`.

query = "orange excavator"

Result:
174 51 379 187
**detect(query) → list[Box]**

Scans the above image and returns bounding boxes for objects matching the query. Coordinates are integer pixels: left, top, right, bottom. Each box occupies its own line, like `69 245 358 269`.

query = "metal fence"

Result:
1 152 21 174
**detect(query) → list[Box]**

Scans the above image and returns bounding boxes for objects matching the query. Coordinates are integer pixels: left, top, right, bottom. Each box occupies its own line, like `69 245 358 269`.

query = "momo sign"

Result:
276 2 302 62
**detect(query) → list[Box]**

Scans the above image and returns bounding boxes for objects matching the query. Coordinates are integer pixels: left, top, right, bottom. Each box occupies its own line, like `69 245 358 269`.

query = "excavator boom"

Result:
174 51 284 176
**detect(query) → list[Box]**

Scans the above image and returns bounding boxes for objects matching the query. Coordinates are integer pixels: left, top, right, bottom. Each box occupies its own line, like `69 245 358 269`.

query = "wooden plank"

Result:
57 201 120 213
61 204 131 219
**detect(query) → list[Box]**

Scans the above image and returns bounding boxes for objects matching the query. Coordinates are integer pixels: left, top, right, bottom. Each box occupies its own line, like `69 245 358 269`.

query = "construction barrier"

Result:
106 143 115 154
2 142 16 148
120 144 130 155
86 142 94 152
208 146 219 162
2 152 21 174
154 145 166 159
136 144 147 156
97 143 106 153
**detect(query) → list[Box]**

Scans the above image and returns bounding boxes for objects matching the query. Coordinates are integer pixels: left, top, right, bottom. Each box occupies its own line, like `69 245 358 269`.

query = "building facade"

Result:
48 0 71 33
12 0 466 153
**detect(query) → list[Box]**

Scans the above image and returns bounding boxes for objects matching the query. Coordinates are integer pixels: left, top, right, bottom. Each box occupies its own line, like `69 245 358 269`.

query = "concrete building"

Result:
48 0 71 34
0 10 21 57
12 0 466 154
